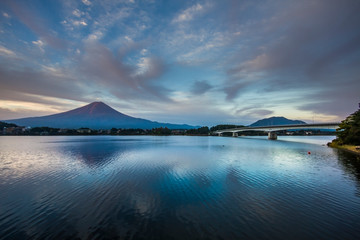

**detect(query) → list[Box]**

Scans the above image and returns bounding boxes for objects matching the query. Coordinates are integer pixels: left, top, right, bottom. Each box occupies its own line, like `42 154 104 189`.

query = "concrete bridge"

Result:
213 123 340 140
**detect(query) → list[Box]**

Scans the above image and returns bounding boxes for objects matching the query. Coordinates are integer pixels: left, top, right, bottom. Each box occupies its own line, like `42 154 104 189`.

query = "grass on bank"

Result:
328 141 360 155
327 108 360 156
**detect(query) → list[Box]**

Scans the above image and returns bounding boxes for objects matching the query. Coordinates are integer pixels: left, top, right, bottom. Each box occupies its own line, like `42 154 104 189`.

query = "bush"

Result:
335 109 360 145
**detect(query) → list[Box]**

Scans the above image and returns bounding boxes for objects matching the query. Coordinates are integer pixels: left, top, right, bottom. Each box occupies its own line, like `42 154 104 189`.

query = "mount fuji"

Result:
4 102 196 130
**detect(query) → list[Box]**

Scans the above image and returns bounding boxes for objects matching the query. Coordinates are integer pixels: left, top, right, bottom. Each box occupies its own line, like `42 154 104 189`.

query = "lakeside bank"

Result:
328 142 360 156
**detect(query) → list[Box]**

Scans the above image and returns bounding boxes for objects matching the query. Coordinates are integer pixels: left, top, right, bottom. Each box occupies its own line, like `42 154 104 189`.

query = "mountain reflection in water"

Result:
59 139 137 168
0 135 360 240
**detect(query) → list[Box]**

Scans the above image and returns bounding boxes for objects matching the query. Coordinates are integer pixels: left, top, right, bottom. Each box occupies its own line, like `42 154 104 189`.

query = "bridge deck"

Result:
214 122 340 134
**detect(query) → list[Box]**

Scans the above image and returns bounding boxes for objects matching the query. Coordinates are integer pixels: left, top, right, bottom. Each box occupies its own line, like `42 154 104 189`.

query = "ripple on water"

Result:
0 135 360 239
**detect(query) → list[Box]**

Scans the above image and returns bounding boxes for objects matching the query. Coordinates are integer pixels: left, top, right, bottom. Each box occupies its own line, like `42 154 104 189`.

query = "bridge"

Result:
213 122 340 140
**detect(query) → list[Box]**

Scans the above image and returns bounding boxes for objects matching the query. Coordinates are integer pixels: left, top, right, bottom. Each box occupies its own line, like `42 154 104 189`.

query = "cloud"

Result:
138 96 238 126
223 81 251 101
191 80 213 95
140 49 148 55
308 34 360 76
0 106 49 120
3 12 10 18
0 46 16 57
5 1 67 49
87 31 103 41
32 40 45 52
137 57 166 81
0 63 88 103
172 3 205 23
72 20 88 26
297 82 360 119
177 32 230 63
79 42 171 102
0 97 82 120
246 109 273 118
234 104 274 120
72 9 83 17
82 0 91 6
0 90 69 107
1 0 359 124
222 0 360 113
69 9 88 26
80 5 132 42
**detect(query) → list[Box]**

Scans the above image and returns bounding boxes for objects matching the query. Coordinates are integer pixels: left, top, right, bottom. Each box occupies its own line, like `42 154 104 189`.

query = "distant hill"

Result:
4 102 196 130
250 116 306 127
0 121 17 130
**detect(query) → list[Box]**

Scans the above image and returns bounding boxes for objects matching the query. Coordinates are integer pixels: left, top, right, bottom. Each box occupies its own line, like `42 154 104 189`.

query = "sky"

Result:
0 0 360 126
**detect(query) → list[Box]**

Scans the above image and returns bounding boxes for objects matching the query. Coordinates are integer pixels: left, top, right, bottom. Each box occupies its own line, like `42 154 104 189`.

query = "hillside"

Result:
4 102 195 130
250 116 306 127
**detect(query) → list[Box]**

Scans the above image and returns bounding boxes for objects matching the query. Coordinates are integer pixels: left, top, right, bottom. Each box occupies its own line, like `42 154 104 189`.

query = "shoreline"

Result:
328 142 360 156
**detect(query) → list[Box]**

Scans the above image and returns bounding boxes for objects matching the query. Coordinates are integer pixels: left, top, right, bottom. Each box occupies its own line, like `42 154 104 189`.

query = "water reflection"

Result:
336 149 360 194
60 139 129 168
1 136 360 239
48 137 167 168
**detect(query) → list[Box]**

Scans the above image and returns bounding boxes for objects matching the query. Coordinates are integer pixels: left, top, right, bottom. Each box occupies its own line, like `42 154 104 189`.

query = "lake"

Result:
1 135 360 239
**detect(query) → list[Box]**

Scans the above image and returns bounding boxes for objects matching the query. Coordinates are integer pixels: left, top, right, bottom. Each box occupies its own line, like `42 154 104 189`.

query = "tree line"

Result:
332 109 360 146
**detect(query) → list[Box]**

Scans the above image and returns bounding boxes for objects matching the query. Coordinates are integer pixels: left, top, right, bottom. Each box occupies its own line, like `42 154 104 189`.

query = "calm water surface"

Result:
1 135 360 239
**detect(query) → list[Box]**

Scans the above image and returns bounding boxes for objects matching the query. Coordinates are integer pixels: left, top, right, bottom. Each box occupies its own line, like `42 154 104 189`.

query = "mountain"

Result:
4 102 196 130
250 116 306 127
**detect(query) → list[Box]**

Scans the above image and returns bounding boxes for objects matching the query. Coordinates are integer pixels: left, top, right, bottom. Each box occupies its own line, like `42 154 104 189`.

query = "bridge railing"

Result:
213 122 340 134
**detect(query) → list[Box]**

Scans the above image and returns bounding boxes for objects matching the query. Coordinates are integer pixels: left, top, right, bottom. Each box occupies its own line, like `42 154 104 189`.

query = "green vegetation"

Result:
0 123 180 136
151 127 172 135
328 143 360 155
333 109 360 146
29 127 60 135
0 122 224 136
186 126 210 135
329 109 360 155
0 121 17 130
210 124 244 132
1 120 341 138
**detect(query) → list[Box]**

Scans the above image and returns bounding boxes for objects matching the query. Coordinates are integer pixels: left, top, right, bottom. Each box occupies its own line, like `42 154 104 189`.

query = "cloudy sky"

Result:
0 0 359 126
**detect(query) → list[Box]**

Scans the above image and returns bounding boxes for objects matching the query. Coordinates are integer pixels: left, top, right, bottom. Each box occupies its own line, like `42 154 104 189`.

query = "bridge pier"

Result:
212 122 339 139
268 132 277 140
